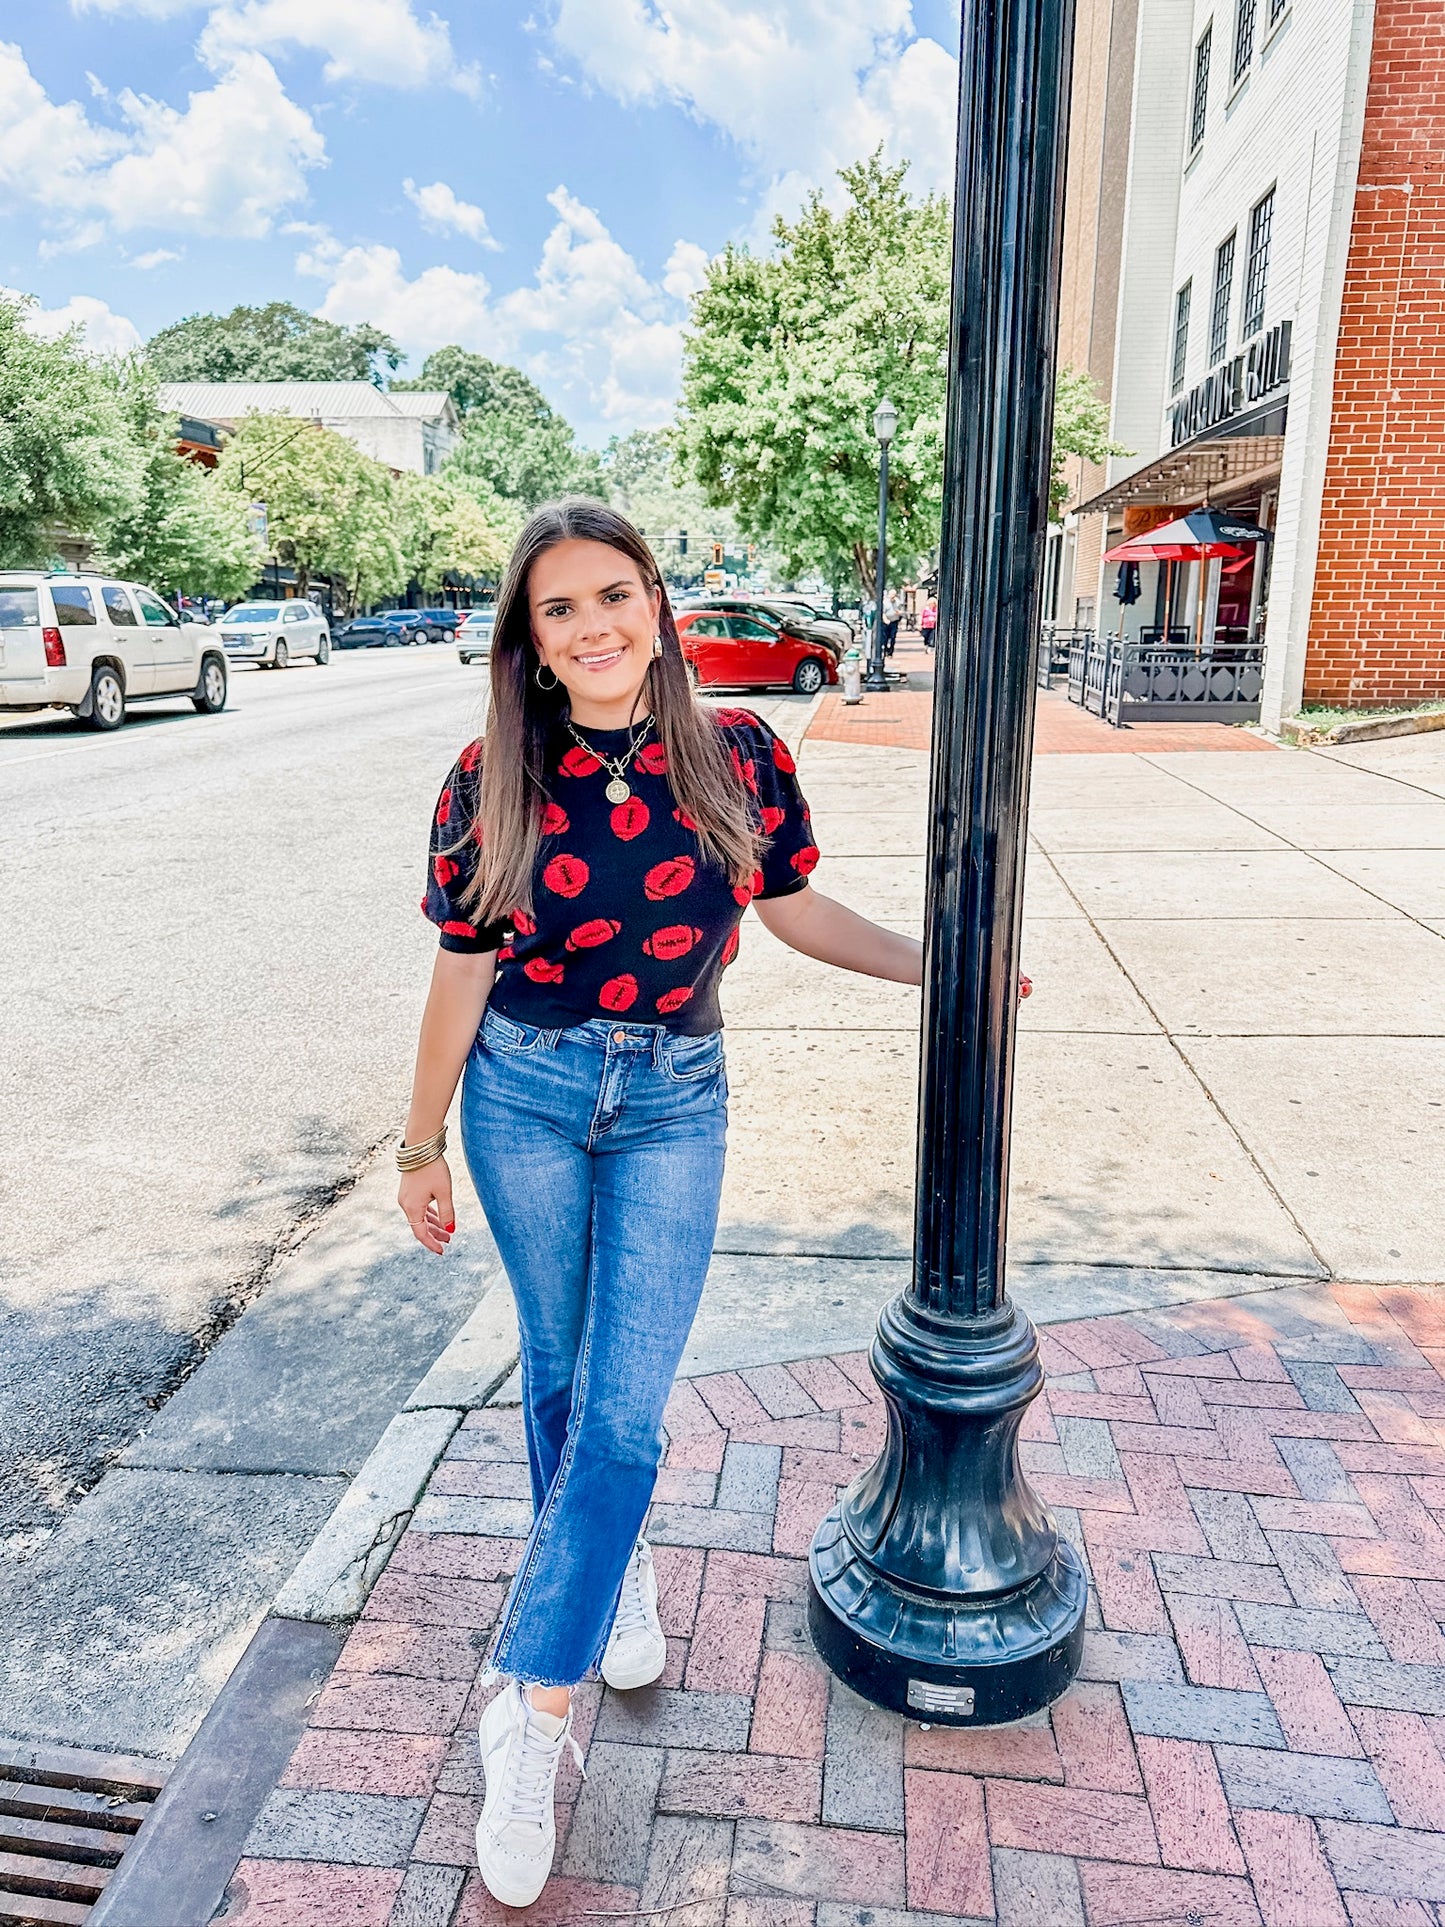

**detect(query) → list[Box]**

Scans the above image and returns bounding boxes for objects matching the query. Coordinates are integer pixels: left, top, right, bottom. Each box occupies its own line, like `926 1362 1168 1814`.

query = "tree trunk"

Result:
854 542 878 602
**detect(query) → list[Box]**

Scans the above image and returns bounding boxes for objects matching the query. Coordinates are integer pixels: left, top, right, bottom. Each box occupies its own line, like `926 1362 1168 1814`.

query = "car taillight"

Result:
43 627 66 668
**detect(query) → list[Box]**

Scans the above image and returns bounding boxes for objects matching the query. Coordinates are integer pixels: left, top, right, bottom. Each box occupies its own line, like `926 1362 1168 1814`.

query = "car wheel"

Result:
192 655 228 714
86 663 125 731
273 639 289 670
792 657 826 695
317 635 331 664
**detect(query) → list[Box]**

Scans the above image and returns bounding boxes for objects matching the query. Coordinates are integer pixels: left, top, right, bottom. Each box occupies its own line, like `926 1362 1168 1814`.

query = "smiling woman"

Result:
394 496 923 1907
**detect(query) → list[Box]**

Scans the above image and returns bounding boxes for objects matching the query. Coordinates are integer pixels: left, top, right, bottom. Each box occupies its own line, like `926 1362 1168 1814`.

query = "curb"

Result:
1282 707 1445 747
91 1271 520 1925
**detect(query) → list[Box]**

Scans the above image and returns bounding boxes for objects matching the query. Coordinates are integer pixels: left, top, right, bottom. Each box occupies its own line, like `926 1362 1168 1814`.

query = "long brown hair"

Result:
464 497 759 922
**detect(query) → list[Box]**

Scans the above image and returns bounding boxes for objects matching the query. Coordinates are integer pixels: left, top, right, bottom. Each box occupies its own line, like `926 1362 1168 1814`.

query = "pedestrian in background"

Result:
397 497 924 1908
882 588 902 657
920 596 938 648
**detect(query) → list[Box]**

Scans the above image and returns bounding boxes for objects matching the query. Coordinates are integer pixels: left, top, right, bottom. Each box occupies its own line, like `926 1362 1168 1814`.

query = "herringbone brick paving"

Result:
218 1281 1445 1925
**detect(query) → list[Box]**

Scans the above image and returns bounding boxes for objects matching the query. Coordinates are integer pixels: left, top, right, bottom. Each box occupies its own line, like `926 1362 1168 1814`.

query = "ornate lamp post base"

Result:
807 1296 1087 1725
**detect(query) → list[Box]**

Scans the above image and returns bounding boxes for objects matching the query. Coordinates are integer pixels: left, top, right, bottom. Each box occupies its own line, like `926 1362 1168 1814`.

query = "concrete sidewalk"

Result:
216 1277 1445 1926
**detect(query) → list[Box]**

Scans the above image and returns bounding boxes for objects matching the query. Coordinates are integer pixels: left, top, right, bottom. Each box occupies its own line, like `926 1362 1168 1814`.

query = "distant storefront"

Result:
1050 0 1444 722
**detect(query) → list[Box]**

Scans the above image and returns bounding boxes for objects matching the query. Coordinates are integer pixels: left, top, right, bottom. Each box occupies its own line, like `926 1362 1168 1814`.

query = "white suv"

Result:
215 599 330 668
0 572 228 731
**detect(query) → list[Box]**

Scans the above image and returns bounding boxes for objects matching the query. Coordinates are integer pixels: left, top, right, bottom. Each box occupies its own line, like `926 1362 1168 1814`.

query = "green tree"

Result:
0 296 141 566
601 428 738 588
1050 366 1127 520
215 415 405 611
395 473 509 594
147 303 402 386
397 349 607 510
676 153 951 597
100 361 262 598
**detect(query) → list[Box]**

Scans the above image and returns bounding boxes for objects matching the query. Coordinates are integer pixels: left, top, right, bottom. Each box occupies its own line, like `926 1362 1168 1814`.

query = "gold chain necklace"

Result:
565 714 654 806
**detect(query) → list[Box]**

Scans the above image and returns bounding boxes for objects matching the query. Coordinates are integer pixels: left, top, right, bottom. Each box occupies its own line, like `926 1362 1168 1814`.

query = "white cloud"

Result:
0 39 325 241
3 288 143 355
404 178 500 250
129 246 182 268
547 0 958 210
300 188 708 435
200 0 481 95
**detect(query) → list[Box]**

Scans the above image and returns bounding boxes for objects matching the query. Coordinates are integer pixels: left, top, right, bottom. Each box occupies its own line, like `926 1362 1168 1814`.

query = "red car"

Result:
675 609 838 695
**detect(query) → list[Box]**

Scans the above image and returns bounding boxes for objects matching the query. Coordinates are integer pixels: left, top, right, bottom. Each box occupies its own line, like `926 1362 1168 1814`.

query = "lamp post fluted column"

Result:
806 0 1085 1723
865 398 897 693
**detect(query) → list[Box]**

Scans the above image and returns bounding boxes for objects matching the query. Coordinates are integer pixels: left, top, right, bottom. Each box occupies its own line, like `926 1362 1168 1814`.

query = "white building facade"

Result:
160 382 461 478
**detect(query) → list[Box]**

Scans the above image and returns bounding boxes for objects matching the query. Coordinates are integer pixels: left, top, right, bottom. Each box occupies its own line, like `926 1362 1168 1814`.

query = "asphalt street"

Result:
0 647 491 1542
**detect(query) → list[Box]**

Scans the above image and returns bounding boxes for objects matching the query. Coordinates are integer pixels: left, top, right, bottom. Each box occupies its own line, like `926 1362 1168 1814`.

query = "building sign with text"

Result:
1168 319 1292 449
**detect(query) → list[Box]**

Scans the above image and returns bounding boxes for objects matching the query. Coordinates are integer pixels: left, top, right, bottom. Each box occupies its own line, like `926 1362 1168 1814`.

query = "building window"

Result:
1232 0 1256 83
1171 282 1192 394
1209 232 1236 365
1267 0 1289 26
1242 188 1274 338
1190 25 1212 151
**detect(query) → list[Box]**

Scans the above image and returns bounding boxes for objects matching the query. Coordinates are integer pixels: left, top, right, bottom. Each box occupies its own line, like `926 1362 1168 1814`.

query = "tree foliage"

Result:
601 428 736 587
100 361 262 597
1051 366 1127 520
397 348 607 510
215 415 405 610
147 303 402 386
395 473 509 594
676 154 951 597
0 297 141 566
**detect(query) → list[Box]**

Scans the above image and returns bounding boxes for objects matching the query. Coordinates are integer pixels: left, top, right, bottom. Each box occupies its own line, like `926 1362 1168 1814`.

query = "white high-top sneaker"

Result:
476 1681 582 1907
600 1539 667 1690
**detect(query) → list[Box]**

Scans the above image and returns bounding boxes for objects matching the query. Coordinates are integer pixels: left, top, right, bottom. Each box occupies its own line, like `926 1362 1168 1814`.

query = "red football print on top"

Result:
643 924 702 960
759 805 786 835
543 853 589 898
644 855 695 901
433 853 460 887
771 738 797 774
599 973 639 1012
566 918 621 950
634 742 668 776
435 787 452 827
791 844 820 876
459 740 483 773
541 801 569 836
610 797 650 842
655 986 694 1014
730 747 759 793
713 707 755 726
673 806 699 832
441 919 476 939
721 927 740 967
512 908 537 936
732 878 754 907
524 957 565 984
560 744 602 778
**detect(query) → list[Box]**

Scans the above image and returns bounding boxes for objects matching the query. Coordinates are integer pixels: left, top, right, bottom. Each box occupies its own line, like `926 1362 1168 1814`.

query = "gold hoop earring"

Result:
652 634 664 660
535 661 559 691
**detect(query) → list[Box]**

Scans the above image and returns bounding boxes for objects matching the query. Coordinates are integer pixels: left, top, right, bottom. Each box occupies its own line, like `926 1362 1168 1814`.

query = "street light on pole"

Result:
807 0 1086 1724
864 397 898 693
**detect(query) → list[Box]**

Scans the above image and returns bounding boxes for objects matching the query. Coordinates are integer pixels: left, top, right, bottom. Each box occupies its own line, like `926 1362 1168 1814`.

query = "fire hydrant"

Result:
840 647 863 704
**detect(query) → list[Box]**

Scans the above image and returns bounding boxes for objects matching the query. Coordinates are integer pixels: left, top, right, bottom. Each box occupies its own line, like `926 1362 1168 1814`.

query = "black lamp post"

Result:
806 0 1086 1724
864 397 898 693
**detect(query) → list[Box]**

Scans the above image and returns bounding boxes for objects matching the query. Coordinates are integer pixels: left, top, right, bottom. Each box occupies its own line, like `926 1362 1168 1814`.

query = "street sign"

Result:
703 569 725 591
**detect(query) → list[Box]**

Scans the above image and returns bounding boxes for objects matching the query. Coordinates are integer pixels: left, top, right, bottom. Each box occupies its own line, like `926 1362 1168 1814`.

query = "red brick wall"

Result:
1305 0 1445 707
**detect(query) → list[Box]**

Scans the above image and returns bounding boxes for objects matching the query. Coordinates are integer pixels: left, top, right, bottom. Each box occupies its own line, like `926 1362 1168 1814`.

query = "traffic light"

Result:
678 529 687 556
712 542 724 567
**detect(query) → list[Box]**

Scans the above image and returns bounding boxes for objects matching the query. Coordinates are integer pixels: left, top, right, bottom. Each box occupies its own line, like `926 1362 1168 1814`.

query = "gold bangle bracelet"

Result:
397 1125 447 1173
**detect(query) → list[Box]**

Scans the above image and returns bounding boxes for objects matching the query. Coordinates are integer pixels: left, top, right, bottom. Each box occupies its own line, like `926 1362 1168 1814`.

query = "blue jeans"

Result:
459 1007 729 1687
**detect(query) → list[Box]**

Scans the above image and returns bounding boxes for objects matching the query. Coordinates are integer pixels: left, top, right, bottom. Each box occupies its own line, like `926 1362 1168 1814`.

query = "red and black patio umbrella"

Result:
1102 509 1272 647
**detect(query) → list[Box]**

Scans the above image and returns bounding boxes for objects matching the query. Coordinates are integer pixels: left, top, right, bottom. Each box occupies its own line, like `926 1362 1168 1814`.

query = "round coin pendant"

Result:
605 777 632 805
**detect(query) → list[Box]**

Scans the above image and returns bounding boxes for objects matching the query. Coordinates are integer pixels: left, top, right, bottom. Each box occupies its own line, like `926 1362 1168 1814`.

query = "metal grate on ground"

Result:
0 1741 167 1927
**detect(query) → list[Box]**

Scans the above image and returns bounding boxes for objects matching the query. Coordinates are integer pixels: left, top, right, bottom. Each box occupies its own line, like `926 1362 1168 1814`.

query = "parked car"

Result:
675 609 838 695
409 607 462 643
457 610 496 664
677 594 850 657
215 599 330 668
333 613 410 649
0 571 228 731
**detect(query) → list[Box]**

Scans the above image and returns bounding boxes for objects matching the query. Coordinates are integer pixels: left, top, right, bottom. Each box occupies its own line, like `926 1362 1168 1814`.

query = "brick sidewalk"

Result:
220 1281 1445 1925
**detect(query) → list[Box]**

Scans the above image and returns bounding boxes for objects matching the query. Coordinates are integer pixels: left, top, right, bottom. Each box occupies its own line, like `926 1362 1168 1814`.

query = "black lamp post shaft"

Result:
807 0 1086 1724
866 438 891 692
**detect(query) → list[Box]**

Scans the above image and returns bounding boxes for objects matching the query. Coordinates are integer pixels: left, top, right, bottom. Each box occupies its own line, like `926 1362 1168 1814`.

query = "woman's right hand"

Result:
399 1157 456 1254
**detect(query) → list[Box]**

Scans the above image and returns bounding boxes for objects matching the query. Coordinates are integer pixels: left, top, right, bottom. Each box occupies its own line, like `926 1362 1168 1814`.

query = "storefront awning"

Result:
1074 434 1285 516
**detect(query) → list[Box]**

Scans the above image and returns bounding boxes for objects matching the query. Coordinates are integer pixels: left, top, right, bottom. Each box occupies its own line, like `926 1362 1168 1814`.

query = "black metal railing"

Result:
1037 626 1091 689
1105 640 1265 725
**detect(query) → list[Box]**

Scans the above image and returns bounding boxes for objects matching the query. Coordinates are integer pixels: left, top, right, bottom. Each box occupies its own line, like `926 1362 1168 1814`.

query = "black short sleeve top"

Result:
422 707 818 1035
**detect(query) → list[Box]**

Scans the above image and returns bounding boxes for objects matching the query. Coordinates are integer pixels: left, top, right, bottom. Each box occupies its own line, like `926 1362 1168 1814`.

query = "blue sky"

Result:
0 0 960 445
